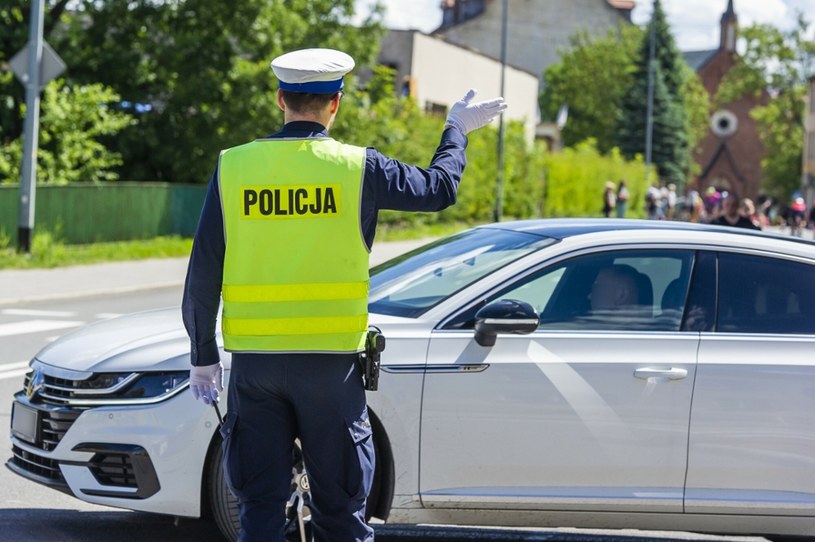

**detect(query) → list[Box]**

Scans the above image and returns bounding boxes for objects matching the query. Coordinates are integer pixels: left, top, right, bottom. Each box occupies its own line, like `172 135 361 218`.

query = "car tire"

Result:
207 438 239 542
208 432 384 542
207 437 315 542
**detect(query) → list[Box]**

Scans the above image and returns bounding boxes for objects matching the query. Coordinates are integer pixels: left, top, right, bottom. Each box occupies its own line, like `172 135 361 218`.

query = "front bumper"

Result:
7 390 220 517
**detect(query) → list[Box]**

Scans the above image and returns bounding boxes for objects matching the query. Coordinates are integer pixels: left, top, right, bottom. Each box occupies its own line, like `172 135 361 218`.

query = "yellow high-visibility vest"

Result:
218 137 369 353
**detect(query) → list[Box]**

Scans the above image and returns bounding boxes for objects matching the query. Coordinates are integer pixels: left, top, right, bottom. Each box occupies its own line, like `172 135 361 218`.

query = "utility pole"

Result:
644 0 657 186
17 0 45 253
493 0 508 223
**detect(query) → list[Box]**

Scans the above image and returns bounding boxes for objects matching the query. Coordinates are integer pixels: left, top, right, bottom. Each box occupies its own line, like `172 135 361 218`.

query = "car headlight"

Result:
119 372 190 399
27 370 190 407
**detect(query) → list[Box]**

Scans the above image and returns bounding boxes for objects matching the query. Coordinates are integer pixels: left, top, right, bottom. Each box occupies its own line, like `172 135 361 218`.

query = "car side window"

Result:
493 250 694 332
717 253 815 334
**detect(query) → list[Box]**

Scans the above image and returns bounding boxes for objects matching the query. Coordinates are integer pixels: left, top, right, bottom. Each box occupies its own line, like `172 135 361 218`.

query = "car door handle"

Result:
634 367 688 380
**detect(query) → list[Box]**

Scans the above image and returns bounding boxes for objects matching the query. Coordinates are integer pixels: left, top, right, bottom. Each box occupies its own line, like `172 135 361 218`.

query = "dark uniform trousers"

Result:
221 353 375 542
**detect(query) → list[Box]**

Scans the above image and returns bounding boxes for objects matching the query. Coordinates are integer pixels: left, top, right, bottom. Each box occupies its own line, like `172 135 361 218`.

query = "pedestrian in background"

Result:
602 181 616 218
665 183 677 220
645 184 660 220
182 48 506 542
615 180 629 218
740 198 762 230
712 193 760 230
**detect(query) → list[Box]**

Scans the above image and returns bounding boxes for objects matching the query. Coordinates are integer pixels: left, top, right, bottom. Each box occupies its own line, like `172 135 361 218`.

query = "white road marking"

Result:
0 361 31 381
2 309 78 318
0 319 84 337
95 313 122 320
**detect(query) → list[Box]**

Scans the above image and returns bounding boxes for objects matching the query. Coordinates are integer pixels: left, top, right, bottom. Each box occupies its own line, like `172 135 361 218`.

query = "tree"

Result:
617 62 688 184
0 81 133 184
717 17 815 199
540 26 642 153
1 2 134 185
616 0 692 186
54 0 387 183
1 0 72 146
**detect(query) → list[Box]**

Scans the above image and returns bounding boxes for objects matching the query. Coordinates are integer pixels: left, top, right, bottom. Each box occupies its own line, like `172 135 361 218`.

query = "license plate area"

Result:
11 401 40 445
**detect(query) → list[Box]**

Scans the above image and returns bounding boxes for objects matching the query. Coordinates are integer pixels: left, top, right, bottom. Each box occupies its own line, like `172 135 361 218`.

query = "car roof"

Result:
478 218 815 247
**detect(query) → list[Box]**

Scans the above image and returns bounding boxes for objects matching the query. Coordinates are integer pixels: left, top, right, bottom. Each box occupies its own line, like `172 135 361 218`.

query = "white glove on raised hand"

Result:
189 362 224 405
445 88 508 134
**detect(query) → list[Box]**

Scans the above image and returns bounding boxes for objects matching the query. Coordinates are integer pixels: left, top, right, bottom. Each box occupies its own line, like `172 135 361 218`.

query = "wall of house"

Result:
376 30 415 97
693 50 767 200
434 0 628 82
408 32 540 143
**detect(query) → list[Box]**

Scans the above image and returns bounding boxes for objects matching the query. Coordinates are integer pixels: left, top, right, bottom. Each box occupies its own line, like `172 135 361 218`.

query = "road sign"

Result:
9 40 66 88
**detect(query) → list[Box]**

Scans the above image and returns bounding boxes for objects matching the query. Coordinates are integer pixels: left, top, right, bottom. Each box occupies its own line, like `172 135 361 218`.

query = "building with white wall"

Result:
377 30 540 143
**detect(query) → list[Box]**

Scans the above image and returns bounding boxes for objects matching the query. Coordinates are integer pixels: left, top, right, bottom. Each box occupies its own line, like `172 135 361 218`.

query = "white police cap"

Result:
271 48 355 94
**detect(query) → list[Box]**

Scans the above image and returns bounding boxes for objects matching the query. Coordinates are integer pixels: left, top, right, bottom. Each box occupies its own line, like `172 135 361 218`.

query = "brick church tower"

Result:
687 0 768 199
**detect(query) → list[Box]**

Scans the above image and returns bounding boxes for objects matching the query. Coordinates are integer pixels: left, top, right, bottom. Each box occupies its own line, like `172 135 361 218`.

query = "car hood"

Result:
35 307 192 374
33 307 425 374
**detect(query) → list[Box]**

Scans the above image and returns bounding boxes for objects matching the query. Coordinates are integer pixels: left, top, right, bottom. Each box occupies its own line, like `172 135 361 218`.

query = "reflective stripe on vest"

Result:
218 138 368 353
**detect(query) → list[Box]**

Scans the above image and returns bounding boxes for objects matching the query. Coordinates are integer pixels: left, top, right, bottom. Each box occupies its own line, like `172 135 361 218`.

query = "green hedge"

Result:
543 140 653 218
0 139 651 246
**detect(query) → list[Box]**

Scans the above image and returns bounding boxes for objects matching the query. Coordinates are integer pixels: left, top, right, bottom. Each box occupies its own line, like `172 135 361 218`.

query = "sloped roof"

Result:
684 49 718 72
607 0 635 9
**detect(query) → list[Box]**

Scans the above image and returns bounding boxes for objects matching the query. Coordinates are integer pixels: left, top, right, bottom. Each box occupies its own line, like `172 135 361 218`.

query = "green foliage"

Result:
716 18 815 199
55 0 387 183
752 95 806 199
543 140 653 218
0 0 72 144
0 81 133 184
540 26 643 153
682 66 711 169
0 134 22 184
616 0 691 186
38 81 134 183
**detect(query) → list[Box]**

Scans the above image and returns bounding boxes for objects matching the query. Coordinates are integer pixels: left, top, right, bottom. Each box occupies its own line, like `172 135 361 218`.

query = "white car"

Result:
9 219 815 541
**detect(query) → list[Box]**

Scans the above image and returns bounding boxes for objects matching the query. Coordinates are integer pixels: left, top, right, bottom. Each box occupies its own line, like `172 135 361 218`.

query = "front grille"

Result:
12 392 83 452
41 408 82 452
89 453 137 488
24 370 139 406
11 444 65 483
22 367 188 407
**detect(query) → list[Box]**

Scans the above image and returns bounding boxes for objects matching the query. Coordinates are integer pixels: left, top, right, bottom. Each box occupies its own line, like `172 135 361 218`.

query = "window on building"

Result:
425 101 447 117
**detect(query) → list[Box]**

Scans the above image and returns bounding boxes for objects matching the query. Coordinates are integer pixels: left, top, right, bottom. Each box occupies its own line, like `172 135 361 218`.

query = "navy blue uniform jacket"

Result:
183 121 468 366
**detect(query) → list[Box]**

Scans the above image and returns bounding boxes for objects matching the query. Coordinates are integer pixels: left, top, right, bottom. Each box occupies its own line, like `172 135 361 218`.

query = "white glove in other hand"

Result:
445 88 508 134
190 362 224 405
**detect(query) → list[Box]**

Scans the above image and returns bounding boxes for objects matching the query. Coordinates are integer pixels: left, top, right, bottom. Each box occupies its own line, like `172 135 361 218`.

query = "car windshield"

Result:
369 227 556 318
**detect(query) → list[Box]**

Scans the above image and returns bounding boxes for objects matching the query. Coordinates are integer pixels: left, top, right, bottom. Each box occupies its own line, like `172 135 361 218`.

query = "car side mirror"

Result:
474 299 540 347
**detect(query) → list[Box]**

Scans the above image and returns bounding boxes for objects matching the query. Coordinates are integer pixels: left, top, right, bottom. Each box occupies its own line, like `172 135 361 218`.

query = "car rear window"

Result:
718 253 815 334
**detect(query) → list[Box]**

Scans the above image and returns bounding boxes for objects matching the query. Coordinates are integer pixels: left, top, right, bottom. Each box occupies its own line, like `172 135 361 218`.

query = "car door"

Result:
420 247 699 513
687 251 815 516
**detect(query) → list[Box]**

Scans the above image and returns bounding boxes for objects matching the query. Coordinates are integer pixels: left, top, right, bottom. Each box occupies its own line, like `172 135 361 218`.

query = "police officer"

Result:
183 48 507 542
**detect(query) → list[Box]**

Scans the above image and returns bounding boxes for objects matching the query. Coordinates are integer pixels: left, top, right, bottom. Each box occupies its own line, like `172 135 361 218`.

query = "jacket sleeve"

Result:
182 170 224 367
367 126 468 212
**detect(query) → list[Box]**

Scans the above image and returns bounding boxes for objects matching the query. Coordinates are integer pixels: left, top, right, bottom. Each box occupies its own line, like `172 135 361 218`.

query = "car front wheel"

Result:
207 437 313 542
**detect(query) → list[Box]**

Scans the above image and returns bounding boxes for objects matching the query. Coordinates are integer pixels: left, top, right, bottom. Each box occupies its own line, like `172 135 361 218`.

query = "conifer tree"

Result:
616 0 689 185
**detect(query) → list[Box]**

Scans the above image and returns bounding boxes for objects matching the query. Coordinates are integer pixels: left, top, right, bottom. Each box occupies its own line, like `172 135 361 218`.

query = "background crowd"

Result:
605 180 815 236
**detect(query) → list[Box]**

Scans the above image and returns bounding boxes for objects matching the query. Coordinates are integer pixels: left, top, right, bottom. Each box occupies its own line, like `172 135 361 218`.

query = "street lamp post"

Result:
493 0 508 223
644 0 657 186
17 0 45 253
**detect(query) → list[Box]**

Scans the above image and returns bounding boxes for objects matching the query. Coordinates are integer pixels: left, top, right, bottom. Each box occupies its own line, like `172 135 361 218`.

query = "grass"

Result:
0 221 483 270
0 232 194 270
